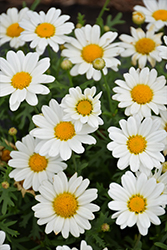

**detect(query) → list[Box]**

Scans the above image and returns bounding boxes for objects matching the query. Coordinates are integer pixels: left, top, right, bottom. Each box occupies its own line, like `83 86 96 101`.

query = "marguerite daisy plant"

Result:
134 0 167 31
19 7 74 55
61 24 124 81
107 115 166 175
112 67 167 118
119 25 163 68
0 7 30 49
32 171 100 238
108 171 167 236
0 50 55 111
30 99 96 160
61 86 103 132
8 134 67 192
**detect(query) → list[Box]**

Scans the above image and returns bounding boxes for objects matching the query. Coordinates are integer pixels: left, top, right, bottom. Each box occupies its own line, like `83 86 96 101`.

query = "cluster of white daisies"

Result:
0 0 167 249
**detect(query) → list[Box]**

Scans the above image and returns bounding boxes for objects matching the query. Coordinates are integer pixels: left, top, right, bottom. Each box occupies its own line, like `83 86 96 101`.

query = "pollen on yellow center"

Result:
53 192 78 218
135 38 155 54
153 9 167 21
54 121 75 141
127 135 147 154
82 44 103 63
11 72 32 90
6 23 24 37
29 153 48 172
131 84 153 104
35 23 55 38
76 99 93 116
128 195 147 214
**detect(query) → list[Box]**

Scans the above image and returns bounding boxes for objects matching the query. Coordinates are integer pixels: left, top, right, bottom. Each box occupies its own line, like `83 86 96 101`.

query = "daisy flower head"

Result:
19 7 74 55
108 171 167 236
8 134 67 192
61 24 124 81
112 67 167 118
0 50 55 111
0 230 10 250
0 7 30 49
61 86 104 132
30 99 96 161
134 0 167 31
107 115 166 175
32 171 100 238
56 240 93 250
119 25 163 68
158 35 167 69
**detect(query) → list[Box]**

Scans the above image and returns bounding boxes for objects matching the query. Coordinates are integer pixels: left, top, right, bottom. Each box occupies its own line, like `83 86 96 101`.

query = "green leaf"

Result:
154 242 167 249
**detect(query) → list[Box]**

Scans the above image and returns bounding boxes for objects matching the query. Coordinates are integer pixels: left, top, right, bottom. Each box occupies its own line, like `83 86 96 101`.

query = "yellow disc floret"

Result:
11 72 32 89
127 135 147 154
53 192 78 218
6 23 24 37
29 153 48 172
54 121 75 141
135 38 155 54
131 84 153 104
128 194 147 214
35 23 55 38
76 99 93 116
82 44 103 63
152 9 167 21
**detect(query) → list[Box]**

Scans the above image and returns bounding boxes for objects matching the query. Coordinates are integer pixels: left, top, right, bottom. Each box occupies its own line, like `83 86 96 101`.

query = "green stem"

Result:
133 233 141 250
72 153 77 172
67 71 73 87
96 129 108 141
96 0 111 21
102 71 112 112
34 106 39 114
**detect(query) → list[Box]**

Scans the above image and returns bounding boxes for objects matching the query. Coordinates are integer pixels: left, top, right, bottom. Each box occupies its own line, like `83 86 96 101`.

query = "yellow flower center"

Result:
35 23 55 38
152 9 167 21
53 192 78 218
54 121 75 141
11 72 32 90
76 100 93 116
164 123 167 132
6 23 24 37
131 84 153 104
29 153 48 172
127 135 147 154
128 195 147 214
82 44 103 63
135 38 155 54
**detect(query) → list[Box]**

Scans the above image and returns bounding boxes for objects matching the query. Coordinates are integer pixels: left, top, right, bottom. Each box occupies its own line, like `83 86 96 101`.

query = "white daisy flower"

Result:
134 0 167 31
150 167 167 196
107 115 166 175
119 25 163 68
0 231 10 250
0 50 55 111
0 7 30 49
61 24 124 81
61 86 103 132
56 240 92 250
8 134 67 192
108 171 167 236
112 67 167 118
30 99 96 161
19 7 74 55
32 171 100 238
158 35 167 69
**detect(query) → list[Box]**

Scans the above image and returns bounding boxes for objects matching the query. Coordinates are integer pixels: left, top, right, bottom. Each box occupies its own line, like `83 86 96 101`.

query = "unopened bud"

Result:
104 25 110 32
8 127 17 136
61 59 72 70
1 181 9 189
162 161 167 173
1 149 11 162
76 23 82 28
101 223 110 232
93 58 105 70
132 11 145 25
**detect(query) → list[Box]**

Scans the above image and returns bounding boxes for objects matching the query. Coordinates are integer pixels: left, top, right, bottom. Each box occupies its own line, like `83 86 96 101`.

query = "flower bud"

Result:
76 23 82 28
8 127 17 136
162 161 167 173
1 181 9 189
132 11 145 25
93 58 105 70
101 223 110 232
61 59 73 70
104 25 110 32
1 149 11 162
